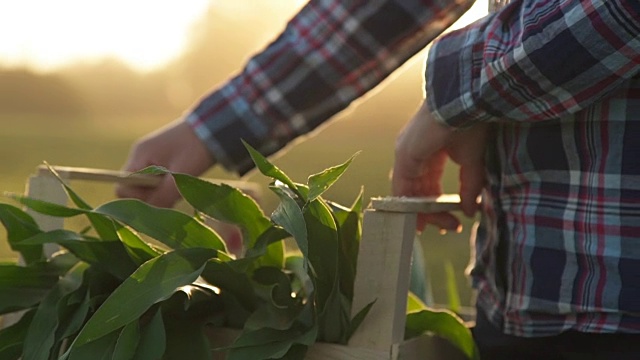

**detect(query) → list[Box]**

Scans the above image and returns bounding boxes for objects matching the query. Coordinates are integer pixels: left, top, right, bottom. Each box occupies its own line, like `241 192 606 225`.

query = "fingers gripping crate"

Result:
6 166 467 360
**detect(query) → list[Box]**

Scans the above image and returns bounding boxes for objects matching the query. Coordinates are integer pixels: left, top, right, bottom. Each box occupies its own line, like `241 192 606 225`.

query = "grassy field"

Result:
0 70 476 307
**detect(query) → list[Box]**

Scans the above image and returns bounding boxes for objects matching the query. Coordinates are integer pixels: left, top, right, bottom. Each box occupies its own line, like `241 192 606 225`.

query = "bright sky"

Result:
0 0 211 71
0 0 488 72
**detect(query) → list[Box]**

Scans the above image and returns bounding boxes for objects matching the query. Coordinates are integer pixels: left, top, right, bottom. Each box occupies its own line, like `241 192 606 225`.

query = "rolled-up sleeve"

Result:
186 0 474 174
426 0 640 128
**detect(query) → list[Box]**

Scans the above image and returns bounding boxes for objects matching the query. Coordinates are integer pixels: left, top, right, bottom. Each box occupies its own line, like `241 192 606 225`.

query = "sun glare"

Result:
0 0 488 73
454 0 489 29
0 0 210 72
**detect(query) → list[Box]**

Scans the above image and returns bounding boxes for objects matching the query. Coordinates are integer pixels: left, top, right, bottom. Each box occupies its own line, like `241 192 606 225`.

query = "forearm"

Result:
426 0 640 127
187 0 474 174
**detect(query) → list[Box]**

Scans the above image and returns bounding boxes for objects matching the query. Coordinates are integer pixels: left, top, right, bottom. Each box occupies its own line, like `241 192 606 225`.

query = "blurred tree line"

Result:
0 2 300 120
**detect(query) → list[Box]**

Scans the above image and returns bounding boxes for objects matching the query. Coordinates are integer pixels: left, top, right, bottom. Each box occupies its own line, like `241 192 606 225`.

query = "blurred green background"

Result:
0 1 482 308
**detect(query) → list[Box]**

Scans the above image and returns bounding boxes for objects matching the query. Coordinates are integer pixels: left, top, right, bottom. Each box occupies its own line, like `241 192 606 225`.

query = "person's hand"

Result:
116 119 215 208
392 101 488 232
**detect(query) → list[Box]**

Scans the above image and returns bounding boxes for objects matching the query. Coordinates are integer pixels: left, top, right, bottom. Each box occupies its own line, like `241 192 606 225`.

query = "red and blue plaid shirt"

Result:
186 0 640 337
427 0 640 336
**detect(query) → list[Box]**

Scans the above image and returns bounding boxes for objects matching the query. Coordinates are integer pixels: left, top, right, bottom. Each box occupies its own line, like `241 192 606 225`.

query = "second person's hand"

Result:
392 101 488 232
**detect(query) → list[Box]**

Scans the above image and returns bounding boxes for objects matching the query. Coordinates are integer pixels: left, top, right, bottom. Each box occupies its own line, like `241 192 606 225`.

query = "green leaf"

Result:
5 195 161 263
237 226 289 272
252 267 294 309
226 323 317 360
133 307 165 360
0 203 43 264
6 193 85 218
163 323 212 360
304 199 339 304
41 163 92 210
21 230 139 280
55 288 91 341
0 260 69 315
405 308 478 360
19 229 85 246
0 309 35 360
22 262 87 360
4 195 160 264
407 291 427 313
47 251 80 274
167 171 287 270
69 247 218 349
42 164 120 241
81 213 120 241
307 152 358 202
252 237 286 271
243 302 299 332
161 294 215 360
270 186 307 261
445 260 461 314
94 199 226 251
113 321 140 360
346 300 376 341
281 344 309 359
137 166 272 247
284 254 313 300
114 224 162 265
64 330 120 360
302 199 347 343
329 191 363 303
200 260 259 316
317 281 348 343
172 172 272 247
243 140 300 197
225 327 298 360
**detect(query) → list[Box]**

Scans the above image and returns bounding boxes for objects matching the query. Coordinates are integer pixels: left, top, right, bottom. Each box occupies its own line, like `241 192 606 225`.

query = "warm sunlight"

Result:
454 0 489 29
0 0 211 71
0 0 487 72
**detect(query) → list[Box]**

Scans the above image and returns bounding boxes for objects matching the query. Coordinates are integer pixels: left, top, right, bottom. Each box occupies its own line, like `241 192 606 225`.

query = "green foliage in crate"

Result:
0 142 477 359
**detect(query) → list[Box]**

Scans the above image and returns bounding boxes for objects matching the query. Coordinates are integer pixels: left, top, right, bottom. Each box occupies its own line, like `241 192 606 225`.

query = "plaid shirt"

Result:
186 0 473 174
186 0 640 336
427 0 640 336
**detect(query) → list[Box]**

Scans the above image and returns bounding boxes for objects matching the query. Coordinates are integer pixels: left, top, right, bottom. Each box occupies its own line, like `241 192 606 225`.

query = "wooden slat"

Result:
24 174 68 255
37 165 161 187
306 343 389 360
36 165 262 195
349 209 416 352
205 327 390 360
1 172 72 329
370 195 461 214
391 335 468 360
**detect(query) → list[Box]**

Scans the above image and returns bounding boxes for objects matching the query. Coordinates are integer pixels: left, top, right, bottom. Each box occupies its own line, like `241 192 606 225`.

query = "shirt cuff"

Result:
184 86 271 176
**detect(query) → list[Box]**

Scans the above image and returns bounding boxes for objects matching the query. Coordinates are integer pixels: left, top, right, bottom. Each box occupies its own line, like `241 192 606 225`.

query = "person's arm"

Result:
391 0 639 231
118 0 476 207
426 0 640 127
187 0 474 175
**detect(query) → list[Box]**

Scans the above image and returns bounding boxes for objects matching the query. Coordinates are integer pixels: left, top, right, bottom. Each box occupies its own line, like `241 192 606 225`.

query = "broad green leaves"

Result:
95 199 226 251
405 292 479 360
0 142 476 360
246 142 363 346
0 263 60 315
0 252 76 315
68 248 219 353
307 152 359 202
0 204 44 264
